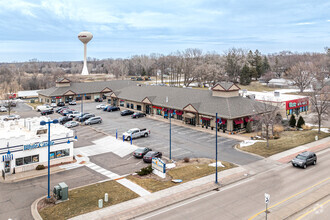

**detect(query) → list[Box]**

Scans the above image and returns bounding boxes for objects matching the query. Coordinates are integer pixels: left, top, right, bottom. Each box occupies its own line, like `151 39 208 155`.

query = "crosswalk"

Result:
85 162 120 179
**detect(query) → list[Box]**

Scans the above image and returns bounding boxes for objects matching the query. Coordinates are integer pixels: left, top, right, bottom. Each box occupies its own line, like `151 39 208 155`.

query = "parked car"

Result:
107 106 120 112
143 151 162 163
68 111 81 119
50 103 57 107
133 147 152 158
77 113 95 122
95 98 103 102
74 112 89 120
58 116 72 124
292 151 317 169
131 112 146 118
69 101 77 105
64 121 79 128
0 106 7 112
85 116 102 125
61 109 73 116
55 106 68 113
103 105 111 111
3 114 20 121
41 109 54 115
122 128 150 141
57 102 65 107
120 110 134 116
36 104 52 112
96 104 107 109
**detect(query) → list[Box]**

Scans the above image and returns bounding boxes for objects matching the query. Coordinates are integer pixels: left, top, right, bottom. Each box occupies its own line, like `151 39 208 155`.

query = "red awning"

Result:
201 117 211 121
216 118 227 124
176 110 183 115
244 117 254 122
168 109 174 113
163 108 168 111
234 119 244 124
153 106 162 110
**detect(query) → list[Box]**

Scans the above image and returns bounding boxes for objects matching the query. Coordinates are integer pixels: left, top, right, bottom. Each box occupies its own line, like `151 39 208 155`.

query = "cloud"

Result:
0 0 39 17
295 22 315 25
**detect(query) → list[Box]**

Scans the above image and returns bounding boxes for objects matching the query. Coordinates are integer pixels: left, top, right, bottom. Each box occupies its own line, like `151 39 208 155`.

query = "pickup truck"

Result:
122 128 150 141
36 104 53 112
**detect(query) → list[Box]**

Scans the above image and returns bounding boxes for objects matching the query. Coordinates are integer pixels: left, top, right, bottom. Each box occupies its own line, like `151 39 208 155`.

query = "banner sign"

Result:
24 141 54 151
286 98 308 110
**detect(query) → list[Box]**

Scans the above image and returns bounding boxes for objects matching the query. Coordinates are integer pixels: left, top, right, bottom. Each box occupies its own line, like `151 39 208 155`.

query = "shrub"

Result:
36 165 45 170
136 165 153 176
274 133 280 139
273 125 284 134
183 157 190 163
289 115 296 127
297 116 305 128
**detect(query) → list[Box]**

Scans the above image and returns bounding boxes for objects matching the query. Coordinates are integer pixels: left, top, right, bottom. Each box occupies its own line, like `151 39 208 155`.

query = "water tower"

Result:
78 31 93 75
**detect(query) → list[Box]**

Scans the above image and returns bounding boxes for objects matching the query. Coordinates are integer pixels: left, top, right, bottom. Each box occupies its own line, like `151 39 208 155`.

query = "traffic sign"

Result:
265 193 270 204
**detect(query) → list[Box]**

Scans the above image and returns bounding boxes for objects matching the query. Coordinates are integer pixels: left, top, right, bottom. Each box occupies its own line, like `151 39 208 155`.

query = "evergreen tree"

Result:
254 50 263 79
297 116 305 128
289 114 296 127
262 56 270 74
240 64 252 85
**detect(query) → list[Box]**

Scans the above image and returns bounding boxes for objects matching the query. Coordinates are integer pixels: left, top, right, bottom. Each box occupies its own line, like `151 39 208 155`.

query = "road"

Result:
137 149 330 220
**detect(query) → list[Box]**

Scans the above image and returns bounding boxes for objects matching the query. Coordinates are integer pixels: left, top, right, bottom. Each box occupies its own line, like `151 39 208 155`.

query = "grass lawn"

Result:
239 130 330 157
26 101 43 110
238 81 277 92
39 180 139 220
127 160 235 192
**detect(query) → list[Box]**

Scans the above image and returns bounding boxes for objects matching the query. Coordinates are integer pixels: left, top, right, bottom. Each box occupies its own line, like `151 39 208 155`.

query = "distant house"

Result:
17 90 40 99
267 78 295 88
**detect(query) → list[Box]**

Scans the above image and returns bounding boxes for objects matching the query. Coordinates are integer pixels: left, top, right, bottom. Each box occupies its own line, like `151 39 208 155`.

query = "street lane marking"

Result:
137 178 254 220
295 199 330 220
248 177 330 220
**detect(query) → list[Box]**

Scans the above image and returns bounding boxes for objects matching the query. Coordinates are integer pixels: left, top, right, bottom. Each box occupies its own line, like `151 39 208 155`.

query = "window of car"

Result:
296 155 307 160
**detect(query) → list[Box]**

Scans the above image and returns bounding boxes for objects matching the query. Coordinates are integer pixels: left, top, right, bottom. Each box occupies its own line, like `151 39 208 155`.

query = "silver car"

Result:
0 106 7 112
4 114 20 121
64 121 80 128
85 116 102 125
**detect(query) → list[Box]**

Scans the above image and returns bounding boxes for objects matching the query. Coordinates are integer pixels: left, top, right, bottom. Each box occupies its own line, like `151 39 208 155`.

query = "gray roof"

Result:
38 80 136 97
213 82 240 91
110 85 268 119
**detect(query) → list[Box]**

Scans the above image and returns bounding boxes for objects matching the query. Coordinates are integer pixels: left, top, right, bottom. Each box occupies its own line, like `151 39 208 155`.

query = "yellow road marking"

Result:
295 199 330 220
248 177 330 220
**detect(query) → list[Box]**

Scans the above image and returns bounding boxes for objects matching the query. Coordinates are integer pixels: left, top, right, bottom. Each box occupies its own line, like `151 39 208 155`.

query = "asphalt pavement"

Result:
136 149 330 220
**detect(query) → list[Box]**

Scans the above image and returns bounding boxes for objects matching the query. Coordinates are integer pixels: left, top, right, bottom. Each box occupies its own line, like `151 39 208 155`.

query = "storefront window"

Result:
177 115 183 120
32 155 39 163
137 105 142 111
16 158 23 166
157 109 162 116
202 119 210 127
126 103 130 108
85 96 91 100
131 104 134 109
120 100 124 107
24 156 32 164
50 149 70 159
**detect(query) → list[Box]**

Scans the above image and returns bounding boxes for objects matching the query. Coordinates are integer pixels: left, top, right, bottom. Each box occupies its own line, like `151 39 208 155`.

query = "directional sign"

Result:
265 193 270 204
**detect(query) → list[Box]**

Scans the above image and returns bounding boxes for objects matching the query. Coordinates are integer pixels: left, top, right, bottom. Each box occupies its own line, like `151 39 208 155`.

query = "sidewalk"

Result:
147 115 249 141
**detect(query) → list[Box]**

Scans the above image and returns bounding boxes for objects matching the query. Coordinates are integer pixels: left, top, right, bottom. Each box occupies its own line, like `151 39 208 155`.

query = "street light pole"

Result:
215 113 218 184
169 111 172 161
40 119 58 199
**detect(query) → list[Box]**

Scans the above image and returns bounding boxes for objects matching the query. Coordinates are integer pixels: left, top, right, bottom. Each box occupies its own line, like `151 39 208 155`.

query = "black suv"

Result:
291 151 317 169
78 113 95 122
41 109 54 115
58 116 73 124
57 102 65 107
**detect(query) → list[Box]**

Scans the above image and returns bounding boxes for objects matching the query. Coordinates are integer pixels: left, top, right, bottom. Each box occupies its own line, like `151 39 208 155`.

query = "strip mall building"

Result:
38 79 271 132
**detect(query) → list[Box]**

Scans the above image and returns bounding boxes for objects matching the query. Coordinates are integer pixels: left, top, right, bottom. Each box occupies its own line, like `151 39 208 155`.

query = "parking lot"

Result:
66 102 261 165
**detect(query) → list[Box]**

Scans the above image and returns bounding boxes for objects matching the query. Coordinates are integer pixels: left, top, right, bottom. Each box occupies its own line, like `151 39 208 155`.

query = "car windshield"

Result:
127 129 135 134
296 155 307 160
135 148 145 153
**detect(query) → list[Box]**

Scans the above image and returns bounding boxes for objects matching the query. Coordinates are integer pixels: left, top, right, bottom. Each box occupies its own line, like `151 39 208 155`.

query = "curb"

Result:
234 144 265 159
24 102 35 110
31 196 45 220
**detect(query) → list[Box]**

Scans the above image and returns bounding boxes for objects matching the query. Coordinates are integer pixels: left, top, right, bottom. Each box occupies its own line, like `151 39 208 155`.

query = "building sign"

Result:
286 98 309 110
152 106 162 110
24 141 54 151
152 158 166 173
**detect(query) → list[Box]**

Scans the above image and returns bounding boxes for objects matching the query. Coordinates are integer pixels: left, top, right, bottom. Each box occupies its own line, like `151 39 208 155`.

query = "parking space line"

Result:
126 156 133 160
136 161 142 165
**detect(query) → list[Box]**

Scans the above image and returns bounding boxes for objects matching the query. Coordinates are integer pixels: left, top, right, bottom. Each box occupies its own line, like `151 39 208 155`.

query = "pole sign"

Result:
265 193 270 204
152 158 166 173
24 141 54 151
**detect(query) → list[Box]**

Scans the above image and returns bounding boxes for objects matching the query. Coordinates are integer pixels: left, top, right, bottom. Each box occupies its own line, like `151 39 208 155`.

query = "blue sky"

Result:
0 0 329 62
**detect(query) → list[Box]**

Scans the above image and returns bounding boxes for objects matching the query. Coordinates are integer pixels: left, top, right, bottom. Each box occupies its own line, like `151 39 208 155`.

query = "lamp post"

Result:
169 111 172 161
79 94 86 116
40 119 58 199
215 113 218 184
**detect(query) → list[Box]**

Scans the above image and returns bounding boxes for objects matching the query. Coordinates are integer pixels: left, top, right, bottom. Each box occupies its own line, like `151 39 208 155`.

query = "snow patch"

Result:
240 140 266 147
209 161 225 167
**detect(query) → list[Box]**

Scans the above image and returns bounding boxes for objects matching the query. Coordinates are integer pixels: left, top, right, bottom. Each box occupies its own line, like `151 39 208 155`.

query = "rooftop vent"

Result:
274 91 280 97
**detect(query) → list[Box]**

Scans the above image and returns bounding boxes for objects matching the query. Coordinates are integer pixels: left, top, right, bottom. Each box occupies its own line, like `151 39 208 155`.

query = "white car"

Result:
50 103 57 107
36 104 52 112
68 111 81 118
64 121 80 128
96 104 106 109
0 106 7 112
122 128 150 141
3 114 20 121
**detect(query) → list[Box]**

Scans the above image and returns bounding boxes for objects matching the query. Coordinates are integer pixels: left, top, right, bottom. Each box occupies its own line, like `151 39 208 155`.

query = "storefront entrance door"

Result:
4 161 10 173
146 105 151 115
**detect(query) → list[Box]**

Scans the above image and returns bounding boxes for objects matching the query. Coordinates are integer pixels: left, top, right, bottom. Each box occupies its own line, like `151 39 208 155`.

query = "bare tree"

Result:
309 71 329 133
287 62 316 93
223 48 245 83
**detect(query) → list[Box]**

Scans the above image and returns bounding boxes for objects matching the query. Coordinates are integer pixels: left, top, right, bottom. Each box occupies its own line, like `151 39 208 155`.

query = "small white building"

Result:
0 116 74 176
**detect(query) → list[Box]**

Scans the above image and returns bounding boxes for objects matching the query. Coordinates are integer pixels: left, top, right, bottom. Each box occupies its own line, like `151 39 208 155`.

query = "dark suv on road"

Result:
291 151 317 169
